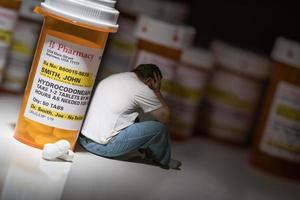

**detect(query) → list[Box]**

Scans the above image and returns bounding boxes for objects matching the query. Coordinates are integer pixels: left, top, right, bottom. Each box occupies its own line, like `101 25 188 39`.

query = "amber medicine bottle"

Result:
250 38 300 180
172 47 214 140
14 0 119 149
204 41 271 145
100 0 189 78
133 16 195 100
2 0 43 94
0 0 21 82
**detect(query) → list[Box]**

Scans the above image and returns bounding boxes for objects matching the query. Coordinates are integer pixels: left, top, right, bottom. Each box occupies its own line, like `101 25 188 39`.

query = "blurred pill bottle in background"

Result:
202 41 271 145
250 37 300 180
171 47 214 140
117 0 189 24
133 16 195 101
0 0 21 82
99 0 189 79
14 0 119 150
1 0 43 94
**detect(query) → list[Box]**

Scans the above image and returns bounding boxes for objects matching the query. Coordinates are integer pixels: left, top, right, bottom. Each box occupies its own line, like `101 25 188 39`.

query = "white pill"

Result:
55 140 70 153
58 150 75 162
42 144 58 160
42 140 71 161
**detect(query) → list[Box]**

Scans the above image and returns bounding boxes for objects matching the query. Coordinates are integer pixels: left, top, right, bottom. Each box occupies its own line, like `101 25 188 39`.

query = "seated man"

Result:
79 64 181 169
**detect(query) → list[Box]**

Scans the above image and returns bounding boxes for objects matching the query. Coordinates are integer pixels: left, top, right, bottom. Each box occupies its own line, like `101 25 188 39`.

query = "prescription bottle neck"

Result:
35 7 117 34
137 39 182 61
0 0 21 10
43 16 109 49
272 62 300 85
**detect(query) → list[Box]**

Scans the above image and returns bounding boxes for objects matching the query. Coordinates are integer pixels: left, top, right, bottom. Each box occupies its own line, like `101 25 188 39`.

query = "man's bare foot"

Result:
168 159 182 169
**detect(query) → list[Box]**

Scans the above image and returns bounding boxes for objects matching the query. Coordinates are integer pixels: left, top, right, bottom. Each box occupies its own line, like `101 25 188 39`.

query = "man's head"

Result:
132 64 163 90
132 64 163 80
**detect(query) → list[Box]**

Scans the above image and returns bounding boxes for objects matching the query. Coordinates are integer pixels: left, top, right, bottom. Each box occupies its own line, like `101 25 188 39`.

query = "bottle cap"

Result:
41 0 119 31
136 16 195 50
272 37 300 69
117 0 189 23
212 41 271 80
88 0 116 8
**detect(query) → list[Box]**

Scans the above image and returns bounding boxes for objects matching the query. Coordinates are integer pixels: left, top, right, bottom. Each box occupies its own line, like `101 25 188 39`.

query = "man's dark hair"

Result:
132 64 163 80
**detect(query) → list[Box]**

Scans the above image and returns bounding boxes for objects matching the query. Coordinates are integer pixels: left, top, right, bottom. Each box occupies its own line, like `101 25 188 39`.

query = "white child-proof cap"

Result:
136 16 196 50
181 47 214 70
212 41 271 80
88 0 116 8
41 0 119 30
272 37 300 69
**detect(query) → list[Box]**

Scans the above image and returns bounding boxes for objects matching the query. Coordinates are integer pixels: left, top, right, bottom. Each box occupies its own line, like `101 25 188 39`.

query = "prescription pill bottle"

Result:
117 0 189 24
171 47 214 140
204 41 271 145
133 16 195 100
0 0 21 82
250 38 300 180
100 0 189 79
1 0 42 94
14 0 119 149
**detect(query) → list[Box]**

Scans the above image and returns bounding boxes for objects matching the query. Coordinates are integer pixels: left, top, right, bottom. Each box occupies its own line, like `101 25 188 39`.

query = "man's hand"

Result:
149 72 162 92
148 72 171 124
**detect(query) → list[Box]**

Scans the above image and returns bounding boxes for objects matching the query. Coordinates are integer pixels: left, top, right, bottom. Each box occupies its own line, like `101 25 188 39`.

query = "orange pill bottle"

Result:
100 0 189 78
2 0 43 94
250 37 300 180
14 0 119 149
0 0 21 82
172 47 214 140
203 41 271 145
133 16 195 100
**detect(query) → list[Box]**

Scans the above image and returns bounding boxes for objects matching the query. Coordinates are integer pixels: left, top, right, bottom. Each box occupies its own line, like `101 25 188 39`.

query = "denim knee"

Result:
149 121 168 136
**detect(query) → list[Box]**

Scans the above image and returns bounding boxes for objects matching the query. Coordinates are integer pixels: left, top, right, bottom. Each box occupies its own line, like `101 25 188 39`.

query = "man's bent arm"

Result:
150 91 171 124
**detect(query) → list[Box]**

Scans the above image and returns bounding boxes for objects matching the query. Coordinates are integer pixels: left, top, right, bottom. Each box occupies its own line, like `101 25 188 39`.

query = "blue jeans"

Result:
79 121 171 166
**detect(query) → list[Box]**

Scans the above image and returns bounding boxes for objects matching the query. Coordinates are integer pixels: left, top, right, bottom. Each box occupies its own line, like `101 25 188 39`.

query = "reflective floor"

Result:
0 95 299 200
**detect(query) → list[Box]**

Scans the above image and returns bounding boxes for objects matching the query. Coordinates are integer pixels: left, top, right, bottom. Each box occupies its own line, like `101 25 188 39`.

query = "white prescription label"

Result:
260 81 300 162
25 35 103 131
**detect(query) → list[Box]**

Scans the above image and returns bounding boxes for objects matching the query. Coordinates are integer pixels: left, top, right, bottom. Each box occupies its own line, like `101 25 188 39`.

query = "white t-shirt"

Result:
81 72 162 144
